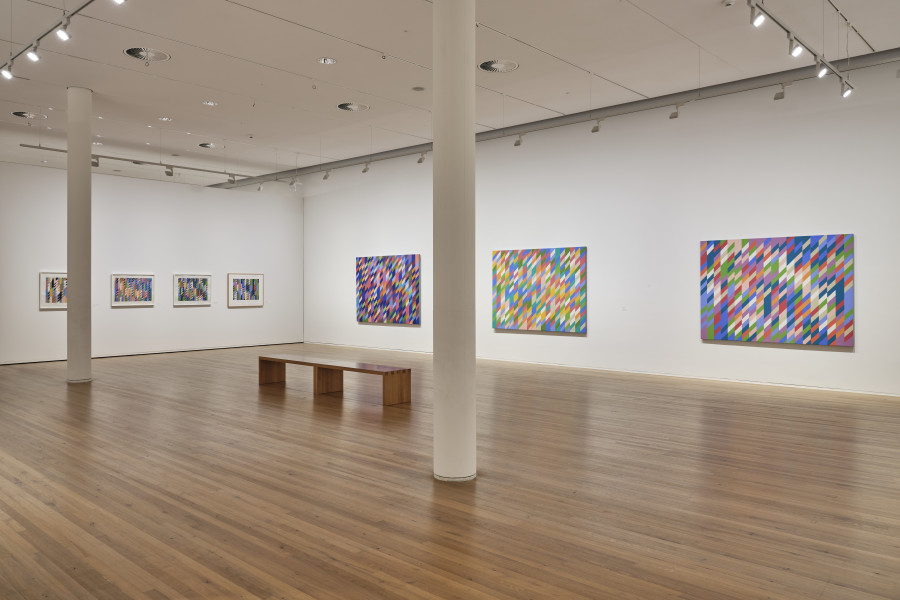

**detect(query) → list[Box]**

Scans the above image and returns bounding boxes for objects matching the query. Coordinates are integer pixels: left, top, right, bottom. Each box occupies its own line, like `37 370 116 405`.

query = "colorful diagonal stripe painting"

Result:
492 246 587 333
113 276 154 304
356 254 421 325
700 234 854 346
44 275 67 305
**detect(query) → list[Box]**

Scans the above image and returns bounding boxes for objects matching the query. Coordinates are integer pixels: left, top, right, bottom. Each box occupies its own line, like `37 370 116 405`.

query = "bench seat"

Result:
258 354 411 405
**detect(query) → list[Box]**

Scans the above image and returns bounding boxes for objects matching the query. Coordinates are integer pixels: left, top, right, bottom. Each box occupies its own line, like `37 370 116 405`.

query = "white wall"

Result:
0 163 303 363
302 60 900 396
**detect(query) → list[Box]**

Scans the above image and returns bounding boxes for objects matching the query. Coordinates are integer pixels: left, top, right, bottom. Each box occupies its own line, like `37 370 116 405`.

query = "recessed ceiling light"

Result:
202 100 218 107
337 102 369 112
317 57 337 65
124 47 171 63
11 111 48 119
478 59 519 73
412 86 426 92
198 142 216 149
158 116 173 122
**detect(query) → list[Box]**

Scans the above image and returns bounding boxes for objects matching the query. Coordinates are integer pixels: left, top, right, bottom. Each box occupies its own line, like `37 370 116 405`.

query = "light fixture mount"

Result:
478 59 519 73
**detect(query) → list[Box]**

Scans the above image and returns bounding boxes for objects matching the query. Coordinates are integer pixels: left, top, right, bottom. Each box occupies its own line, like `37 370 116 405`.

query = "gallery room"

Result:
1 0 898 598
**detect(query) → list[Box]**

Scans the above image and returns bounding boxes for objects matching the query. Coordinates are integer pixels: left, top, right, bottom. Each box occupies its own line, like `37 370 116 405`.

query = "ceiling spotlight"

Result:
323 170 331 180
788 35 804 58
337 102 369 112
841 80 854 98
417 152 426 164
91 157 99 167
92 141 103 146
228 174 236 184
774 84 786 101
816 60 829 79
56 17 71 41
202 100 218 107
164 166 173 176
513 134 523 147
26 44 40 62
288 178 300 192
158 116 173 122
257 183 264 192
591 119 603 133
0 65 11 80
362 162 370 174
749 3 765 27
112 0 126 4
317 57 337 65
669 104 682 119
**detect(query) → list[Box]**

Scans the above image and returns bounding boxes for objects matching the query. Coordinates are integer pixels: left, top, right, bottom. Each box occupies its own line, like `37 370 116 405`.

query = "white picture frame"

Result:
227 273 264 308
39 272 67 310
111 274 155 307
173 274 212 307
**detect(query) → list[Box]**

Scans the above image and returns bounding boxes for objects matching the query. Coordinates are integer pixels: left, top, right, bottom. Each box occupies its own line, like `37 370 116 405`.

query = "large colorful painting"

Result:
228 273 264 307
111 274 155 307
700 234 854 346
492 246 587 333
356 254 421 325
173 274 211 306
39 272 67 310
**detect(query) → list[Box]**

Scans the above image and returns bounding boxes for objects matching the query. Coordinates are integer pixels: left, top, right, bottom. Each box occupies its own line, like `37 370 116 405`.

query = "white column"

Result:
432 0 476 481
67 87 92 382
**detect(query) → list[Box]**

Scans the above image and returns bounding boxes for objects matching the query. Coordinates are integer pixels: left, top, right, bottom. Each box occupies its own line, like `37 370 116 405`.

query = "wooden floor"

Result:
0 344 898 600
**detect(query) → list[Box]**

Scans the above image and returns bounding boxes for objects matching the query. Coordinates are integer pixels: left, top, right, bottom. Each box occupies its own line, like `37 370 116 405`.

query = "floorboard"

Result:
0 343 898 599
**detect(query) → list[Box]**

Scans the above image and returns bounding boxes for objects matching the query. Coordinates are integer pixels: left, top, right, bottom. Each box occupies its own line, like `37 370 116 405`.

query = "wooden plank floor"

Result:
0 343 898 599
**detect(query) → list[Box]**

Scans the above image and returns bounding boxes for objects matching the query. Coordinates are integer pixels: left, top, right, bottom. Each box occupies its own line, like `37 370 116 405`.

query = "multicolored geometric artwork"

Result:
356 254 421 325
39 272 67 310
700 234 854 346
111 274 155 307
227 273 264 307
492 246 587 333
173 274 211 306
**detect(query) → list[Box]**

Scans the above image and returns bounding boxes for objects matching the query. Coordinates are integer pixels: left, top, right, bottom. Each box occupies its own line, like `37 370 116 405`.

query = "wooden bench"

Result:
258 354 411 405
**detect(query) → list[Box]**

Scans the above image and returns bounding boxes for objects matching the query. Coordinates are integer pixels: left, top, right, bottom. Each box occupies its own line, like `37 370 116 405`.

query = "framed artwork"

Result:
228 273 264 307
492 246 587 333
700 234 854 346
356 254 421 325
39 272 67 310
111 274 155 307
173 274 211 306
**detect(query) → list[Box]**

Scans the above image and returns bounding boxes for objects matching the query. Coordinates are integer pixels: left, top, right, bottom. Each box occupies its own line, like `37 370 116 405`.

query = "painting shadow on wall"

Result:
701 339 855 353
493 328 587 338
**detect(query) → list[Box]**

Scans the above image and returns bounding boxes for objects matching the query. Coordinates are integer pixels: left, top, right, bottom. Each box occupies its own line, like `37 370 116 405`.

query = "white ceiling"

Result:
0 0 896 186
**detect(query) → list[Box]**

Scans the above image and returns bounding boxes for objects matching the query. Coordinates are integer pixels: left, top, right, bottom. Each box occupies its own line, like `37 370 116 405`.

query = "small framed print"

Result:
111 274 155 307
173 274 211 307
227 273 263 308
39 272 67 310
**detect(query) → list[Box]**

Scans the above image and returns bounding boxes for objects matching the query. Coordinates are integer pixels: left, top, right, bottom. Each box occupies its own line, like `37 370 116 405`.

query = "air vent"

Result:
12 111 47 119
478 59 519 73
337 102 369 112
124 47 171 62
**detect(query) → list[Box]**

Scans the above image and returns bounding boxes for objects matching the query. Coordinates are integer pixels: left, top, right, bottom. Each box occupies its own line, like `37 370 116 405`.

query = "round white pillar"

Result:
432 0 477 481
67 87 92 383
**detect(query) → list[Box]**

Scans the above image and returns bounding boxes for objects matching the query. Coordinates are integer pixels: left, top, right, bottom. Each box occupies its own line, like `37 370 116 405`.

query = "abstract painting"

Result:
111 274 155 307
700 234 854 346
39 272 67 310
356 254 421 325
228 273 264 307
492 246 587 333
173 274 211 306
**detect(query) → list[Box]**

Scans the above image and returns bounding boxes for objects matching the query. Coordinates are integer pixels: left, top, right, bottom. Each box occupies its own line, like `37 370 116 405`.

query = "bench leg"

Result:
314 367 343 395
382 370 411 405
259 359 286 384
